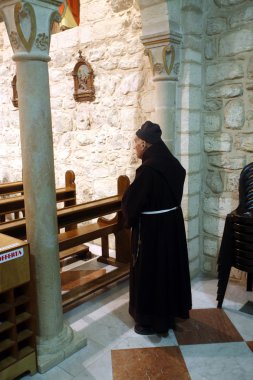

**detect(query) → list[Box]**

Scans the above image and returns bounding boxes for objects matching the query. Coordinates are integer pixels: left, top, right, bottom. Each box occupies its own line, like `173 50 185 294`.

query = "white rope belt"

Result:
142 206 178 215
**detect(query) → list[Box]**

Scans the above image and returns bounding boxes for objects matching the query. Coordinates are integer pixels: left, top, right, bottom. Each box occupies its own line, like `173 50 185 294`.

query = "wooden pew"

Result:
0 170 77 222
0 170 90 265
0 175 131 311
0 181 23 196
0 181 23 222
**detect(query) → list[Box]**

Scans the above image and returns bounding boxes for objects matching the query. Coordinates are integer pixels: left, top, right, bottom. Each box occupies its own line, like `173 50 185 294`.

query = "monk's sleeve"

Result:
121 167 151 228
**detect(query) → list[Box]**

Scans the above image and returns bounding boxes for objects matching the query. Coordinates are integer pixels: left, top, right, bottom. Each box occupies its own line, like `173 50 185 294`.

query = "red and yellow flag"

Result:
59 0 80 29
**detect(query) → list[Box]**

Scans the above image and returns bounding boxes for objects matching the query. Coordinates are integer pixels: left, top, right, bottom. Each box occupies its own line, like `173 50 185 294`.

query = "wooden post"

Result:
114 175 131 264
64 170 77 231
64 170 76 208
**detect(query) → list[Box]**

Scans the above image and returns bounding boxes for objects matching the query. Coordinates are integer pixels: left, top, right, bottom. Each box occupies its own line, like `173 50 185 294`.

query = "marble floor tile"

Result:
239 300 253 315
191 275 253 311
181 342 253 380
73 349 113 380
65 278 129 324
71 317 130 348
224 308 253 341
111 329 178 350
58 338 107 377
190 276 218 309
111 346 190 380
219 281 253 311
175 308 243 345
20 366 73 380
18 273 253 380
246 341 253 352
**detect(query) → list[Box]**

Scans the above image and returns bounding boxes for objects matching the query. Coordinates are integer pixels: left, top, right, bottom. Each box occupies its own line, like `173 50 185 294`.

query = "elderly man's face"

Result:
134 136 146 159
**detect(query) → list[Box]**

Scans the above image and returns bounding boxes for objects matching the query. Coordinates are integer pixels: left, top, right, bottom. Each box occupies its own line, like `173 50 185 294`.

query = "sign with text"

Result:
0 247 24 264
0 234 30 292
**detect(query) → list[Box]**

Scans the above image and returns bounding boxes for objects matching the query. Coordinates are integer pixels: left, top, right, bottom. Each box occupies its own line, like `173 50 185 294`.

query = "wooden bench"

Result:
0 170 90 265
0 175 131 311
0 170 77 222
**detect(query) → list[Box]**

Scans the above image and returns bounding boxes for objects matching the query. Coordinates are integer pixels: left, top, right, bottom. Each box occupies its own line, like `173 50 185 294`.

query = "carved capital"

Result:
0 0 62 61
143 43 180 81
214 0 247 7
141 31 182 81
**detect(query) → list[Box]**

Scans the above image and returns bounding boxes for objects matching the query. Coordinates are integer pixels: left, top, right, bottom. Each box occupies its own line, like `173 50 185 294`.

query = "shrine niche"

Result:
72 50 95 102
11 74 18 108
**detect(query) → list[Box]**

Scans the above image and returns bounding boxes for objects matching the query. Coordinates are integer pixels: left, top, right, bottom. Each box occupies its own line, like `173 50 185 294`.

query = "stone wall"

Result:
2 0 251 279
0 23 20 182
52 0 157 203
202 0 253 276
178 0 204 277
0 0 154 204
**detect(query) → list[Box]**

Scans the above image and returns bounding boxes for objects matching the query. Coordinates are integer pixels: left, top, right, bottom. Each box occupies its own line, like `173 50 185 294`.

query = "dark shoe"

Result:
134 324 156 335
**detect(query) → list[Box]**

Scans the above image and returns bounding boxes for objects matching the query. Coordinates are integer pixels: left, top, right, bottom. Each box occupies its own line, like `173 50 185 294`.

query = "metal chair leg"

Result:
246 273 253 291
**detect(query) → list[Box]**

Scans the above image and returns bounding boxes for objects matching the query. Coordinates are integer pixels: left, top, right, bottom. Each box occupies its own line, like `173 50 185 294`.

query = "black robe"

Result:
122 140 192 331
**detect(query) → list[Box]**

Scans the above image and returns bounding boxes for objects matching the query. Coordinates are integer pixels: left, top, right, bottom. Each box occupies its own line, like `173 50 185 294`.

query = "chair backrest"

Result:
237 162 253 213
232 162 253 273
233 220 253 273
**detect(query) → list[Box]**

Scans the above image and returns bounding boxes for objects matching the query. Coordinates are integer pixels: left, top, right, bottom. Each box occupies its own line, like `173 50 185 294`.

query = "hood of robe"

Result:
141 140 186 205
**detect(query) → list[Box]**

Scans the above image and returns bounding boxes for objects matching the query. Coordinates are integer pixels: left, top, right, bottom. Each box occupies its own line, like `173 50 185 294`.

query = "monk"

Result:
122 121 192 335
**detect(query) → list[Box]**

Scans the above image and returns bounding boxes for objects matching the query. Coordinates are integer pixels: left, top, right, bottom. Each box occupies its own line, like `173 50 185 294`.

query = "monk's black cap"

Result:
136 121 162 144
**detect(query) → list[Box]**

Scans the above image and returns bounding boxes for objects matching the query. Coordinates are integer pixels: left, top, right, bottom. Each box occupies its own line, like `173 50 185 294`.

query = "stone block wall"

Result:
202 0 253 276
0 24 20 182
2 0 252 278
0 0 154 205
178 0 204 277
50 0 155 202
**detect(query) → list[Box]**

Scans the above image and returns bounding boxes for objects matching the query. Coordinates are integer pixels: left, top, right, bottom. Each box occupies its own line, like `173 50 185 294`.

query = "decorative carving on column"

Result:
11 74 18 107
2 0 61 60
214 0 247 6
162 45 175 76
14 2 36 52
146 45 177 76
141 31 182 151
144 48 154 75
9 31 20 49
35 33 49 50
141 32 182 82
49 9 62 32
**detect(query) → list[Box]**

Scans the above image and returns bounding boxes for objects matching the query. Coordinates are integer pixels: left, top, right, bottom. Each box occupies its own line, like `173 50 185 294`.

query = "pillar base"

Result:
36 323 87 373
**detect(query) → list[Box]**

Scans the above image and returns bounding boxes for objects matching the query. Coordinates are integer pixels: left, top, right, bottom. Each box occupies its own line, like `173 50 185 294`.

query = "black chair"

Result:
217 162 253 308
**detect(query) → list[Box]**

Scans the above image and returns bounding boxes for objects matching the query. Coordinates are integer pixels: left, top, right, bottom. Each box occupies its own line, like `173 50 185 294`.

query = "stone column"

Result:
0 0 86 372
141 32 182 152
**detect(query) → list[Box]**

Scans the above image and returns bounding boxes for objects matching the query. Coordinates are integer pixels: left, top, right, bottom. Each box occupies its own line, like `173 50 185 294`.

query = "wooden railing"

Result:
0 170 76 223
0 175 131 311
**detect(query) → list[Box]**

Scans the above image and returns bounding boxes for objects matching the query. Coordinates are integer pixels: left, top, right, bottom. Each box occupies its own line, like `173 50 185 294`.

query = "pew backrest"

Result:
0 170 76 222
0 184 125 239
0 174 131 311
0 174 131 268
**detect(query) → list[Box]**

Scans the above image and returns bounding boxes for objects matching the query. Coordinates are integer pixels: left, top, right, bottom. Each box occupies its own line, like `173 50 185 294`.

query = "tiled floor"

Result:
19 245 253 380
111 346 190 380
